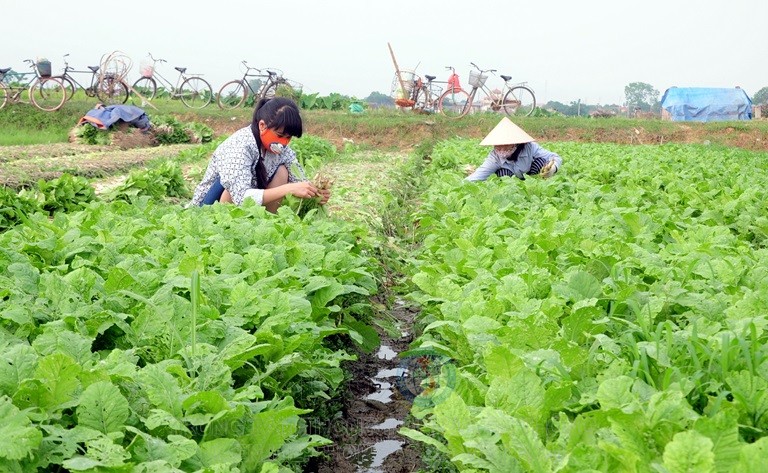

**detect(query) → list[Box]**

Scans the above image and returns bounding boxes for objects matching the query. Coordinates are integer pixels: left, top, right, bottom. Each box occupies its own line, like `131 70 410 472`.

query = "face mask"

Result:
494 145 517 160
260 128 291 154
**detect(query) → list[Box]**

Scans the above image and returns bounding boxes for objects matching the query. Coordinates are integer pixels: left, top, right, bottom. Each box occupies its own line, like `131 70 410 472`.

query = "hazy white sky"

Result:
4 0 766 105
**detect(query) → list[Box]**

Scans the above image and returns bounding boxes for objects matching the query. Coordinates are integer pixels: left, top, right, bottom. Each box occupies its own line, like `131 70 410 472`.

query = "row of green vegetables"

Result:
401 140 768 472
0 162 191 232
0 134 336 232
0 136 372 472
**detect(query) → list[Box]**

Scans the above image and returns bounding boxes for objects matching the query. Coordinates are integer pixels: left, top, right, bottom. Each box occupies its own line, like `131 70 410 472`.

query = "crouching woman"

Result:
189 97 329 212
465 117 562 182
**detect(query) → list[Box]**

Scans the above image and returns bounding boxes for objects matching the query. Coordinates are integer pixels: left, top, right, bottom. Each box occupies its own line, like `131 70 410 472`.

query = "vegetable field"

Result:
1 199 381 471
402 140 768 472
2 109 768 472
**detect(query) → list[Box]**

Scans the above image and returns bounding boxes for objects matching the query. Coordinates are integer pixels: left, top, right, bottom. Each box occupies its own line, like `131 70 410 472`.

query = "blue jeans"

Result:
200 166 284 206
200 177 226 205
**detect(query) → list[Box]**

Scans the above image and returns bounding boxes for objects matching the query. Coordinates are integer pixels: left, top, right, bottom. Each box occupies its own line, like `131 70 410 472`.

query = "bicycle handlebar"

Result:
470 62 497 74
23 59 37 72
147 53 167 64
241 60 261 74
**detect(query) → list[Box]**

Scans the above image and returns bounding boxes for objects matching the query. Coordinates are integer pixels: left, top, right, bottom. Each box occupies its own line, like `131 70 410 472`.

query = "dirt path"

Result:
0 143 196 189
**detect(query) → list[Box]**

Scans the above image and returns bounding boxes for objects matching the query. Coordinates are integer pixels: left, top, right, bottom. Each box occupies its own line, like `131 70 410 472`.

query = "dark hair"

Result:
250 98 303 188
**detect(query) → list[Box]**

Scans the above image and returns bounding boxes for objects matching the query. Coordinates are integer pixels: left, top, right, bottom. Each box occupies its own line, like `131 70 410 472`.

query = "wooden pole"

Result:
125 83 158 110
387 42 408 99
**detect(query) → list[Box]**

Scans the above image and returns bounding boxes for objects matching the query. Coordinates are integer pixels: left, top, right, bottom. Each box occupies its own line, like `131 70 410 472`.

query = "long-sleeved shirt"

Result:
465 142 562 181
189 126 307 206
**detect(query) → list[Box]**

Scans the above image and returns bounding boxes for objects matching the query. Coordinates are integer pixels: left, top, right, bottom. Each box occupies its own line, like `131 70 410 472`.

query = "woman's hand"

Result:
318 189 331 205
288 181 319 199
539 160 558 179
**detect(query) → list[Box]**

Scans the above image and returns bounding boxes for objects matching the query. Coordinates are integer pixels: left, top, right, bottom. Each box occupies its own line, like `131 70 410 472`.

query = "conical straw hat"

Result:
479 117 535 145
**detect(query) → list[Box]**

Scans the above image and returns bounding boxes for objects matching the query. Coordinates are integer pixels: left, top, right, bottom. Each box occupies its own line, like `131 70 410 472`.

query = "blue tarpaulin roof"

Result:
660 87 752 122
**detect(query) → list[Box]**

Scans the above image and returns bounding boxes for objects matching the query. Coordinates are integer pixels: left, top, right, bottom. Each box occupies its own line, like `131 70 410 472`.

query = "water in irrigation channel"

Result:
315 298 425 473
351 345 408 472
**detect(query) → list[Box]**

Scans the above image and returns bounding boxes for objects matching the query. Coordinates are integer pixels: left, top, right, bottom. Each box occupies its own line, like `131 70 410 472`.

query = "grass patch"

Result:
0 126 68 145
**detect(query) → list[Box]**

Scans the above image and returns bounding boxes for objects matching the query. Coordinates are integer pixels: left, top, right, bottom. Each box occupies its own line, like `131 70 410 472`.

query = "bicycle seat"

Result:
0 67 10 74
425 75 436 81
501 75 512 81
88 66 100 73
175 67 187 74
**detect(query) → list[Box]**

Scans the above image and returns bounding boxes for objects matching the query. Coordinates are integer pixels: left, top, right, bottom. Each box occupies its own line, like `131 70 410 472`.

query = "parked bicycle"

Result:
52 54 128 104
395 66 467 118
217 61 296 109
406 68 447 113
0 59 66 111
131 53 213 108
454 62 536 118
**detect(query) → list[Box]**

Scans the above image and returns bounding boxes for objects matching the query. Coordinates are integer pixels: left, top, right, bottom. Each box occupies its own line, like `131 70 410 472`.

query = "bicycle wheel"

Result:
30 77 66 111
217 80 247 109
259 80 278 101
274 79 299 100
179 77 212 108
438 88 471 119
97 77 129 105
53 76 76 102
132 77 157 100
0 83 8 109
502 86 536 117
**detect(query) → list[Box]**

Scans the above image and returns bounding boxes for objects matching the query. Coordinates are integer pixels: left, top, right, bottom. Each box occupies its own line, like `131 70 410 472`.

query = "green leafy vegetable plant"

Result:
0 186 40 231
107 161 191 202
36 173 96 214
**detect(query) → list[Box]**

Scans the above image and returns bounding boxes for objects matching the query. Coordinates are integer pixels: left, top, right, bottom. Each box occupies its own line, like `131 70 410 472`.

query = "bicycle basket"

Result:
284 79 303 93
140 65 154 78
468 70 488 88
391 71 418 97
36 59 52 77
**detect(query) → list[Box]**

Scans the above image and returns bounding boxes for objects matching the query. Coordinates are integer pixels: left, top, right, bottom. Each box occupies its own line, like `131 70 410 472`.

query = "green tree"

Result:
625 82 660 112
364 91 394 106
543 100 580 116
753 87 768 104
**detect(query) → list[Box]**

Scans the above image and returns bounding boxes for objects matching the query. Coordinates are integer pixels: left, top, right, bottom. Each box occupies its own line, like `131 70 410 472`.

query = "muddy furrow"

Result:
314 298 423 473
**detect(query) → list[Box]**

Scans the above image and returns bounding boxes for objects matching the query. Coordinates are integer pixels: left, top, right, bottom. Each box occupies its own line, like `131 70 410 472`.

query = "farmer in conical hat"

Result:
465 117 562 181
